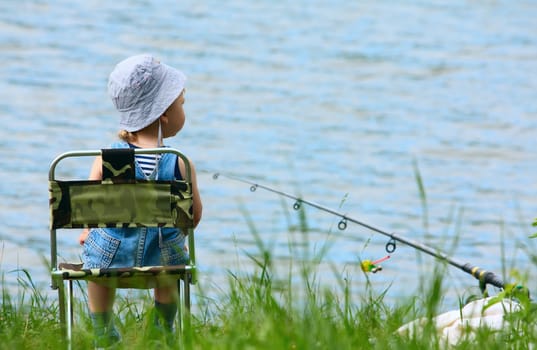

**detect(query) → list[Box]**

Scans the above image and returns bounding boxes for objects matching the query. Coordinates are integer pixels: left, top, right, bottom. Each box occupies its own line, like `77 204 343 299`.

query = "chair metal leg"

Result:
176 273 191 334
57 280 70 350
183 273 191 332
66 280 73 350
183 274 191 312
58 282 66 323
176 278 182 331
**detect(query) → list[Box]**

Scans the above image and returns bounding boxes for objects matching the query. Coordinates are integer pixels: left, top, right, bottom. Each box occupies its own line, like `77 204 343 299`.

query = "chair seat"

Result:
54 262 193 289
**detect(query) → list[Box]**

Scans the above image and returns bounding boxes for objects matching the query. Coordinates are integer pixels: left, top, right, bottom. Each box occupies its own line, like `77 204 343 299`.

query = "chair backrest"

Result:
48 148 196 285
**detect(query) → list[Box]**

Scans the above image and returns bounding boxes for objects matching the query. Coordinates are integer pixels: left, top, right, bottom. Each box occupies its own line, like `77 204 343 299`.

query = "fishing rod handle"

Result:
462 263 505 290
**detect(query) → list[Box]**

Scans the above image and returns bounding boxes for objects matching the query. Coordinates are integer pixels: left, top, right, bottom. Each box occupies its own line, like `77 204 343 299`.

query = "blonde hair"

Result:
118 130 137 143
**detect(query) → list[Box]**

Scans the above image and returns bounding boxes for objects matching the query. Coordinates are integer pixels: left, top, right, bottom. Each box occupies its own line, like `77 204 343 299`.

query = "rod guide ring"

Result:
385 238 396 253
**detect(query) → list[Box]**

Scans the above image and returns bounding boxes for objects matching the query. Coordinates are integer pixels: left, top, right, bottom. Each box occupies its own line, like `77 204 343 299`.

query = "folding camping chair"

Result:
48 147 196 348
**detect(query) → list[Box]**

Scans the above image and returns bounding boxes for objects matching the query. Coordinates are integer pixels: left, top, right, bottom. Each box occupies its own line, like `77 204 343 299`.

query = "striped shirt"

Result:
135 153 161 178
127 143 160 178
128 143 182 180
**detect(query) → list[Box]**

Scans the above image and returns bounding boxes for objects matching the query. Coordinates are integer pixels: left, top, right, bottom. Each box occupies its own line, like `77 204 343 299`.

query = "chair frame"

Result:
49 148 196 349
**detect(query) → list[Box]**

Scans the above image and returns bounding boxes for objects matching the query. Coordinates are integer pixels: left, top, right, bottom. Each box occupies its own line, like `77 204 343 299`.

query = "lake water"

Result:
1 0 536 312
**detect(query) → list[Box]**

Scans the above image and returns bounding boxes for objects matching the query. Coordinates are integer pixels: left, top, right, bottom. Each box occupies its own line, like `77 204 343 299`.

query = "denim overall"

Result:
82 141 189 269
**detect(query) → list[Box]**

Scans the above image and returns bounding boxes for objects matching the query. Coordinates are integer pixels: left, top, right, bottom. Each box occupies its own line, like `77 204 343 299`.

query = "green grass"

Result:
1 230 536 349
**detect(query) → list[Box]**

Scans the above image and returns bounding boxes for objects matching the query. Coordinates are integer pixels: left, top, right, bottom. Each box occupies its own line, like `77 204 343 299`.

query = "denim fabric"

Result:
83 227 188 268
82 141 189 269
83 228 121 268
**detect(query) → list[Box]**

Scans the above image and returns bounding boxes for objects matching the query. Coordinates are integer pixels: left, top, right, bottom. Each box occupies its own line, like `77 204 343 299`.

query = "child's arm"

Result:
190 162 203 227
78 156 103 245
178 157 203 228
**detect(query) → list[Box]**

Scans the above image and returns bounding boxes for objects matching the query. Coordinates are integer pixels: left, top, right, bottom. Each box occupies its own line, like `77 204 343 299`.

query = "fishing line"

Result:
209 171 527 296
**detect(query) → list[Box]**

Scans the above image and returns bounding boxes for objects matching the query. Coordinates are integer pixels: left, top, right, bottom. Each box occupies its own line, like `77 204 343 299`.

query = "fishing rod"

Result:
211 172 522 296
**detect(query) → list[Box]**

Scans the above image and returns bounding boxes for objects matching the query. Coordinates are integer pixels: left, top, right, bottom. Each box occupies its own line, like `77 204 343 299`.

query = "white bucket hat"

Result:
108 54 186 132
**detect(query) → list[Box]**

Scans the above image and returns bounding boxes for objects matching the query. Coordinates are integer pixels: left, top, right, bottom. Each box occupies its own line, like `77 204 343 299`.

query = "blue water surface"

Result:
0 0 536 311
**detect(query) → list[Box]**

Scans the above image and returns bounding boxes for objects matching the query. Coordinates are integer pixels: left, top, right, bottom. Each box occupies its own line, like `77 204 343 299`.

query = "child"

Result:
78 54 202 347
